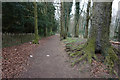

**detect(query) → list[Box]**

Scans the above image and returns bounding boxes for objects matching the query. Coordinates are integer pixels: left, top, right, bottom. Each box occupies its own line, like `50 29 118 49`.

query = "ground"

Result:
20 35 90 78
2 35 118 78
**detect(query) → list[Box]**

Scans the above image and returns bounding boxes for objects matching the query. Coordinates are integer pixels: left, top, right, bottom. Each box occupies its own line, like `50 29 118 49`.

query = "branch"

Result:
110 41 120 45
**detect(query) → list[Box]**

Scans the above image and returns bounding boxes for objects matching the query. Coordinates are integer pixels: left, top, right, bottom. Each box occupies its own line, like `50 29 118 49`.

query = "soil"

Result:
20 35 90 78
2 35 119 78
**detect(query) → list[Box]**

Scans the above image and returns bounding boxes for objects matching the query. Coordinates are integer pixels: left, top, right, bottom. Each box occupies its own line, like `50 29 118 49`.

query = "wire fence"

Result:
2 33 35 48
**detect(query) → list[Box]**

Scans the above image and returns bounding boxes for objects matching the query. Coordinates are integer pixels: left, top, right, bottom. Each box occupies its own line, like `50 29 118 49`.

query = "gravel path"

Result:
20 35 88 78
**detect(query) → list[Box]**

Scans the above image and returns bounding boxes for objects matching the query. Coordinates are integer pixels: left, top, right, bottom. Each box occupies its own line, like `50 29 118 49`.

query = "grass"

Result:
63 37 87 44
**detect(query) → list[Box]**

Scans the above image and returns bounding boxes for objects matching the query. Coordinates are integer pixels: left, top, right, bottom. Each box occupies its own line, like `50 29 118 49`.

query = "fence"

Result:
2 33 35 48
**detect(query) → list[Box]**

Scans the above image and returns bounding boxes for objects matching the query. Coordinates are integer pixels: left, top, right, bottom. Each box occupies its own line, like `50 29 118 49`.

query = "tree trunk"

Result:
66 7 69 37
118 19 120 50
50 27 53 35
60 2 66 40
33 1 39 44
44 27 47 37
92 3 112 55
87 2 118 66
74 2 80 37
84 2 90 38
45 27 47 36
86 3 112 53
76 2 118 66
44 2 48 37
118 2 120 50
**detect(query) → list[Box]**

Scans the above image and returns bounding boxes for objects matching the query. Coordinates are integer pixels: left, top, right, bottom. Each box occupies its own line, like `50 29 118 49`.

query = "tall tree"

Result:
84 2 90 38
89 2 118 68
64 2 73 37
118 2 120 50
74 2 80 37
72 2 118 71
60 2 66 40
33 1 39 44
44 2 48 37
118 20 120 49
2 2 57 36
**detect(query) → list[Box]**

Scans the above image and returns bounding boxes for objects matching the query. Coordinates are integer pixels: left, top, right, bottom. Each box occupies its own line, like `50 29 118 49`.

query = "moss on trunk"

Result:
71 37 97 65
60 2 66 40
84 2 90 38
74 2 80 37
71 2 119 74
33 1 39 44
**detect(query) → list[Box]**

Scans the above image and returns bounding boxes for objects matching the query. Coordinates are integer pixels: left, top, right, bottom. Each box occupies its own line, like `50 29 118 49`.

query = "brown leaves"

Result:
2 42 39 78
91 60 110 78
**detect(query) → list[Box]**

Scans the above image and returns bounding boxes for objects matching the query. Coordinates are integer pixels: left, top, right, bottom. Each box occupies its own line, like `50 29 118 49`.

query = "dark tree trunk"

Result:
90 2 112 55
84 2 90 38
33 1 39 44
74 2 80 37
71 2 119 72
118 2 120 50
60 2 66 40
78 2 118 65
66 7 69 37
44 27 47 37
118 19 120 50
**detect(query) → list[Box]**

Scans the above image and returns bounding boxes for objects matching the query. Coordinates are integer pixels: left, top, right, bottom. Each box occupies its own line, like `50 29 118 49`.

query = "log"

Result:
110 41 120 45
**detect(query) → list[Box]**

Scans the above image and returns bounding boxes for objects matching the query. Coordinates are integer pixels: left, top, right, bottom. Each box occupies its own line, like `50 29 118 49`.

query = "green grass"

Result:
63 37 87 44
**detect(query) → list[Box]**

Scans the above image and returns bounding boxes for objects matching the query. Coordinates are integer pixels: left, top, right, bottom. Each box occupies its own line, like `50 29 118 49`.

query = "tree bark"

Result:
118 2 120 50
92 3 112 55
87 2 118 66
60 2 66 40
84 2 90 38
33 1 39 44
74 2 80 37
72 2 118 71
44 27 47 37
118 19 120 50
64 2 73 37
66 7 69 37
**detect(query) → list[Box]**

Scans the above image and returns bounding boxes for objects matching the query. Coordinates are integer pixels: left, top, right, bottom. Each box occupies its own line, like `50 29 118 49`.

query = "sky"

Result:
54 0 120 20
112 0 120 16
72 0 120 16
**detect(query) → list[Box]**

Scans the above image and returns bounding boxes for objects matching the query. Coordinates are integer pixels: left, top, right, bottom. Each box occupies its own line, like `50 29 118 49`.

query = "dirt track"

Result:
20 35 90 78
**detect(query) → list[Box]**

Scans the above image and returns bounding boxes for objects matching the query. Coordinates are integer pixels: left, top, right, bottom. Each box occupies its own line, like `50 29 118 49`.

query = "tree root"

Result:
104 46 119 73
32 39 39 44
70 39 97 66
66 38 119 77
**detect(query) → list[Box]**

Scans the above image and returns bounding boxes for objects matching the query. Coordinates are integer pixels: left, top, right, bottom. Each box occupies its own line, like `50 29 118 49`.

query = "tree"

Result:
2 2 57 35
118 2 120 50
84 2 90 38
60 2 66 40
118 19 120 50
64 2 73 37
33 1 39 44
43 2 48 37
91 2 118 68
37 2 56 36
89 2 118 68
74 2 80 37
72 2 118 72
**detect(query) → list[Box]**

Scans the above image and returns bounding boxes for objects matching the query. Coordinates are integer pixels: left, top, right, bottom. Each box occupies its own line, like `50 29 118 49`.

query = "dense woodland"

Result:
2 2 120 41
1 0 120 78
2 2 58 35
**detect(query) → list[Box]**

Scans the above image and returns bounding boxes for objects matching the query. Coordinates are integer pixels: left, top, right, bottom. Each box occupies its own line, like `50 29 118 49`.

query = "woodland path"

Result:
20 35 90 78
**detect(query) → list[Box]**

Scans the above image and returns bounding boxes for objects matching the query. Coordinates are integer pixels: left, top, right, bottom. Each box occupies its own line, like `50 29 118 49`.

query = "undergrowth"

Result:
63 37 120 78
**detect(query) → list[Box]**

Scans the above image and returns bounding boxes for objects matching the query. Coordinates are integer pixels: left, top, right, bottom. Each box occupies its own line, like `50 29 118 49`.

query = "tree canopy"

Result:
2 2 58 36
